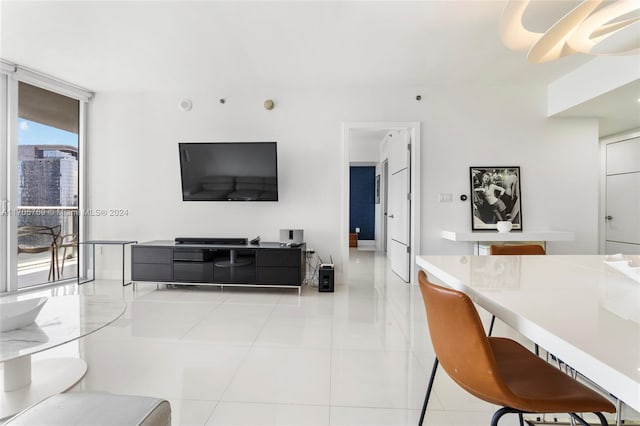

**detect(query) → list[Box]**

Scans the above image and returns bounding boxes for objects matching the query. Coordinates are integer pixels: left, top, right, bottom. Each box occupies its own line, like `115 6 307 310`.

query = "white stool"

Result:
4 392 171 425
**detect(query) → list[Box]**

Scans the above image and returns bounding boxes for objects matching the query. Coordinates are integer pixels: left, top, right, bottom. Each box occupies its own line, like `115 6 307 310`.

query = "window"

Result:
16 82 80 288
1 61 92 292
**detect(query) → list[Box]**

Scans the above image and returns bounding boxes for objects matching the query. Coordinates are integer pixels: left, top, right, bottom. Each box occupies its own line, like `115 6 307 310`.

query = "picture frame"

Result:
375 174 381 204
470 167 522 231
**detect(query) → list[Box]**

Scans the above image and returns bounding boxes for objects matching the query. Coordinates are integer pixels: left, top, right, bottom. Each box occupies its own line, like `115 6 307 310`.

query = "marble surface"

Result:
0 295 126 362
416 254 640 413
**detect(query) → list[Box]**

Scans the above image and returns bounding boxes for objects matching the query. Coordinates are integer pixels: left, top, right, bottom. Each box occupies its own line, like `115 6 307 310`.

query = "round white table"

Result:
0 295 126 419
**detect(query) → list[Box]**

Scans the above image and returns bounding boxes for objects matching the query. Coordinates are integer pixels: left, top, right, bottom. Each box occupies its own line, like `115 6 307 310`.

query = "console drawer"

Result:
174 249 214 262
173 261 213 282
132 247 173 264
256 250 299 267
132 263 172 282
257 267 300 285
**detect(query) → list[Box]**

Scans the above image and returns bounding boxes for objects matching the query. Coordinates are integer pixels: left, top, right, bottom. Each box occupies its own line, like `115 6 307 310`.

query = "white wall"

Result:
88 84 601 278
349 134 381 164
422 83 600 255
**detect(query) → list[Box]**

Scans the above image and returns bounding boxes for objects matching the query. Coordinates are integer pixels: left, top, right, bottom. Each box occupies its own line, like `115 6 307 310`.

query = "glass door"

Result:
0 72 8 293
15 82 80 289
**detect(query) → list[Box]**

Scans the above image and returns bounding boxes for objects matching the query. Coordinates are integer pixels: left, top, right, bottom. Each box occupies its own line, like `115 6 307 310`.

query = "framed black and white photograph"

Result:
470 167 522 231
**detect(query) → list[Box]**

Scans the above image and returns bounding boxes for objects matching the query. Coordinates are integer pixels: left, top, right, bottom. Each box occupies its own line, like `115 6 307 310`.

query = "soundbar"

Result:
175 237 248 245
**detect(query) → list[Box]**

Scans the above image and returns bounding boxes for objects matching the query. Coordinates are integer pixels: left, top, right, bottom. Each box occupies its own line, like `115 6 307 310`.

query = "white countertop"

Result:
416 254 640 413
441 230 575 242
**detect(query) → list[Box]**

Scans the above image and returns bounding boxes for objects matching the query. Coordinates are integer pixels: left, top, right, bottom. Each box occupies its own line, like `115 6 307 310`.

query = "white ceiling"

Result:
554 80 640 137
1 1 638 135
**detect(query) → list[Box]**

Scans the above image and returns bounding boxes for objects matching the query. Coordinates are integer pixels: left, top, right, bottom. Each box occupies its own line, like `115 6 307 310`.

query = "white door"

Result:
605 137 640 254
387 130 410 282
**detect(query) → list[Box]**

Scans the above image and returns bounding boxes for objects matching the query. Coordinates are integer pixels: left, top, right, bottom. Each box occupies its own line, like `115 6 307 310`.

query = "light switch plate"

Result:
439 193 453 202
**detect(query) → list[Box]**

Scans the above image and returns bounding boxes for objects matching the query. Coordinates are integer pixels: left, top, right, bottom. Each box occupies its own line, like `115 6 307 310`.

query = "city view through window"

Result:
17 117 79 288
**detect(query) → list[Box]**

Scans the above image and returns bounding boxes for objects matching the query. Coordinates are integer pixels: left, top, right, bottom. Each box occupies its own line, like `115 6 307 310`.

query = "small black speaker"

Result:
319 265 334 292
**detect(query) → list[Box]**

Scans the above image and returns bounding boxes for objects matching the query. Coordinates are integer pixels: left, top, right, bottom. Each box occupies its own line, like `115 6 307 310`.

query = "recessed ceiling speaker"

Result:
179 98 193 112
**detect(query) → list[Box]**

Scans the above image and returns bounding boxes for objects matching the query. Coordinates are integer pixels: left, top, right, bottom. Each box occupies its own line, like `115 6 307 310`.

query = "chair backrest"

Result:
418 271 515 407
17 225 61 249
58 232 79 247
489 244 545 255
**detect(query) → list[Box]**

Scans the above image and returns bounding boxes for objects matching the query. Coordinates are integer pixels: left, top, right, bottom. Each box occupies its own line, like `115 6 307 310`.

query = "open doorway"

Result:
349 166 376 249
341 122 421 284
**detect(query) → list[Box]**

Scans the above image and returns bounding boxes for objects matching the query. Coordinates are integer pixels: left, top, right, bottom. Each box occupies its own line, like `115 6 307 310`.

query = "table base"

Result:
0 357 87 420
78 241 137 287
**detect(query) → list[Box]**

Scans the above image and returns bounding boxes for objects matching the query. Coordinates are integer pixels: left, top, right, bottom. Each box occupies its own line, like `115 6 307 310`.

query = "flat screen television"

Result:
179 142 278 201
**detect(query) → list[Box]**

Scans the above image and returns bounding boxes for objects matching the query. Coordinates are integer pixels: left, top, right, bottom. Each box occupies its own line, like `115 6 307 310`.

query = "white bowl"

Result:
0 297 48 332
496 221 513 233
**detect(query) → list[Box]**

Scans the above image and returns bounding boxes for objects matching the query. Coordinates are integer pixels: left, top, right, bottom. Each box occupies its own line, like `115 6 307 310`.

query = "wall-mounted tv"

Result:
179 142 278 201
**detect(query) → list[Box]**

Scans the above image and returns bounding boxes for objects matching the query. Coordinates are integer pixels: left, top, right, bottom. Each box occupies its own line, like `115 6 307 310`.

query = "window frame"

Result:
1 60 93 293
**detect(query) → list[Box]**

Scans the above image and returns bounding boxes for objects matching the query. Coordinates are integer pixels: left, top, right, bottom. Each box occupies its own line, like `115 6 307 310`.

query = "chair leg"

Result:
593 412 609 426
48 249 57 281
491 407 521 426
569 412 608 426
488 315 496 336
61 247 67 275
55 248 60 280
569 413 590 426
419 358 439 426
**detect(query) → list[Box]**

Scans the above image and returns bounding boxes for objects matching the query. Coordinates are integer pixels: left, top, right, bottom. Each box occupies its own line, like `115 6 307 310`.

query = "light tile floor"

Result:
12 248 631 425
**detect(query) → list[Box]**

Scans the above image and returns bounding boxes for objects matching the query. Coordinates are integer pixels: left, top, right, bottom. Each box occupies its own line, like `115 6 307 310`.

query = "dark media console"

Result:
175 236 248 245
131 239 306 293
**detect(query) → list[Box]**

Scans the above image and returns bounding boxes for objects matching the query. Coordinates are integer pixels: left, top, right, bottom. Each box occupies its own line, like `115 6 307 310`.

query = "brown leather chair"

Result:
417 271 614 426
489 244 545 255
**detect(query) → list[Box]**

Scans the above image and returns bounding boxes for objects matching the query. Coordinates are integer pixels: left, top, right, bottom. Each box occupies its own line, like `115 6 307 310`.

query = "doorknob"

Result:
605 215 613 221
388 214 394 219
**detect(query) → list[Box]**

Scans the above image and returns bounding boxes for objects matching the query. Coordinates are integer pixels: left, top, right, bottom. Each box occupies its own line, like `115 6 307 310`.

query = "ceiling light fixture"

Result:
499 0 640 63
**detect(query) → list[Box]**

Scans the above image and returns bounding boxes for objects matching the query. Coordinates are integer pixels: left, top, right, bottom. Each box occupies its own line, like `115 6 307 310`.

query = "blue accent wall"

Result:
349 166 375 240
